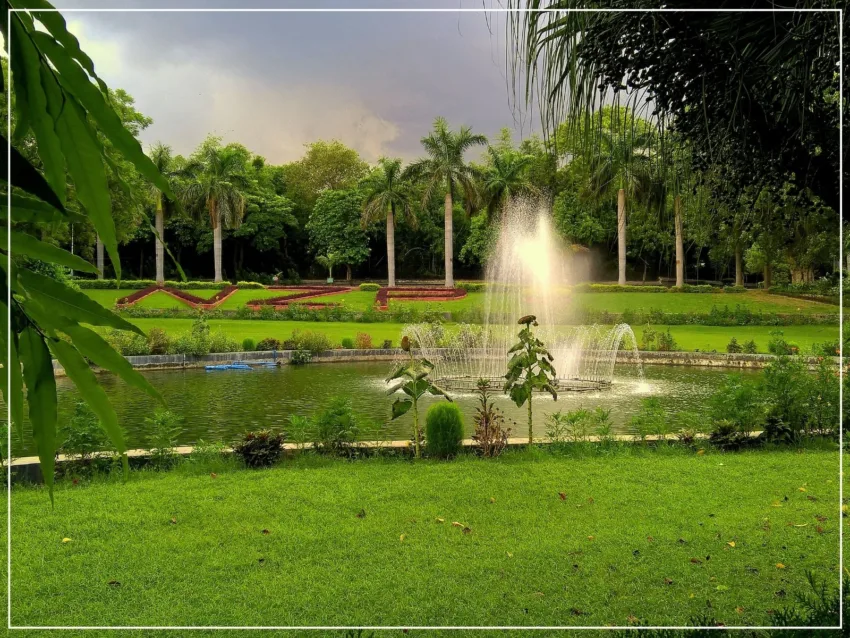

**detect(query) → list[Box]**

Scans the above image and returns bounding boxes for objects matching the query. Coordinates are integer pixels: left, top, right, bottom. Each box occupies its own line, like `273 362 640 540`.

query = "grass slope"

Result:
10 448 839 628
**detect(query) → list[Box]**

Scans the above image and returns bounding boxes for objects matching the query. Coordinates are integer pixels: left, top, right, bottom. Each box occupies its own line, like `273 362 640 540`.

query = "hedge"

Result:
359 283 381 291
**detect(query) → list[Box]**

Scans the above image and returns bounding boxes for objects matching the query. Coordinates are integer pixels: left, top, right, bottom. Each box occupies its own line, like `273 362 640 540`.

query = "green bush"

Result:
628 398 670 441
726 337 743 353
242 337 256 351
354 332 373 349
656 329 677 351
61 402 108 460
233 429 284 468
290 350 312 365
104 328 150 356
382 340 393 349
75 278 156 289
147 328 170 355
742 339 758 354
313 398 361 457
457 281 486 292
723 285 747 293
709 374 764 436
256 338 282 351
290 330 332 354
680 284 717 293
235 281 265 289
767 330 797 355
341 337 355 349
425 403 464 458
359 282 381 291
209 331 240 353
145 409 183 470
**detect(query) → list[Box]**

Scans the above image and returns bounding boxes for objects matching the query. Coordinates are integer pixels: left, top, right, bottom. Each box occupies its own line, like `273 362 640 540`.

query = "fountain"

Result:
402 198 641 392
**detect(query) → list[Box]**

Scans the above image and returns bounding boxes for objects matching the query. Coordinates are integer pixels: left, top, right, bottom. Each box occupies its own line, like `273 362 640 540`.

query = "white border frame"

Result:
5 5 844 632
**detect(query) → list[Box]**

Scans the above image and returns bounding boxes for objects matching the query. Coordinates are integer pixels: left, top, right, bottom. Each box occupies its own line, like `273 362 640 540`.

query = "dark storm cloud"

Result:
48 0 540 164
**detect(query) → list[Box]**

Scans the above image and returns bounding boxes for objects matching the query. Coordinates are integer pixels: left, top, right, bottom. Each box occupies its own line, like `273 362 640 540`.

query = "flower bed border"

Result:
246 286 353 310
117 285 238 309
375 286 467 310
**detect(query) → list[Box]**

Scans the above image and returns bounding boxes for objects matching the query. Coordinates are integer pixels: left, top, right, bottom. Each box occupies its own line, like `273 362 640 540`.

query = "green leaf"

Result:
507 342 524 354
390 398 413 420
4 229 98 273
32 31 175 199
428 383 451 400
60 322 162 402
5 137 66 213
6 193 80 223
386 364 411 382
19 326 57 500
18 269 144 335
48 338 126 455
0 298 24 436
10 16 66 205
386 381 406 396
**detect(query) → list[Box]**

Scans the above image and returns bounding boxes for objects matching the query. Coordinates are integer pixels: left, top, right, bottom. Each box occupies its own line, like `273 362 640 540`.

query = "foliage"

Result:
312 398 361 458
709 375 765 437
504 315 558 444
233 429 284 468
145 409 183 470
290 329 332 354
256 338 282 351
242 337 256 351
284 140 368 206
147 328 170 355
708 420 753 452
359 283 381 291
290 350 313 365
307 190 370 278
424 403 465 459
386 336 451 458
60 401 108 461
742 339 758 354
725 337 743 354
768 330 799 356
628 398 669 442
546 407 595 445
354 332 372 350
656 329 677 352
340 337 354 349
470 379 511 458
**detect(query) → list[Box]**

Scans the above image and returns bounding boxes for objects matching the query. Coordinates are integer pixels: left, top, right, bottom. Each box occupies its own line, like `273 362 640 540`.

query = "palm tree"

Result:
181 139 251 282
316 252 340 282
360 158 415 288
581 110 655 285
481 146 538 219
146 142 179 285
404 117 487 288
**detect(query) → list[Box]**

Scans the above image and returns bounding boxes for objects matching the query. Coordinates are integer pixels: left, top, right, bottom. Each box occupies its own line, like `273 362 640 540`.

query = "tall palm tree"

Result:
360 158 415 288
481 146 537 219
181 139 251 282
582 111 654 285
146 142 179 285
404 117 487 288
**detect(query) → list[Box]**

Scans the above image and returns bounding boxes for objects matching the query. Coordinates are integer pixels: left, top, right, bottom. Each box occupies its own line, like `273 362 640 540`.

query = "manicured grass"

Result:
575 291 837 315
9 448 839 627
82 288 300 310
120 318 837 355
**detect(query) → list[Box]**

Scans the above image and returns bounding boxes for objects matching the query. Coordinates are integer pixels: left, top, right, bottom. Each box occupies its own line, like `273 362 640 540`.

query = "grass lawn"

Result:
83 288 303 310
120 318 837 355
9 448 840 627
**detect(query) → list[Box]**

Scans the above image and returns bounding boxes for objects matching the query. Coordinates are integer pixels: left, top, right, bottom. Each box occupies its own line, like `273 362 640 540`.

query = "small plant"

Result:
290 349 313 365
145 409 183 470
640 324 657 351
768 330 793 355
709 419 751 451
316 252 340 283
742 339 758 354
382 339 393 349
386 335 451 458
256 337 282 351
726 337 743 353
242 337 256 351
656 329 677 352
504 315 557 444
233 429 284 467
354 332 373 349
628 397 669 442
286 414 314 451
425 403 465 459
594 407 615 445
61 401 107 461
313 398 361 457
341 337 355 349
471 379 511 458
546 408 594 444
186 439 229 473
147 328 170 355
674 411 703 447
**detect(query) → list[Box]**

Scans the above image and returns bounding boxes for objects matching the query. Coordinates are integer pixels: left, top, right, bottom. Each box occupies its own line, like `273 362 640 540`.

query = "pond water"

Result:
16 362 760 456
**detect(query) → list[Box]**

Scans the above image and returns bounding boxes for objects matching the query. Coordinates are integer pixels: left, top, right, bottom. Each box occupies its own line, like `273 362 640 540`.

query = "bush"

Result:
209 331 240 353
145 409 183 469
546 408 596 444
382 340 393 349
767 330 796 355
61 402 107 460
425 403 464 458
290 330 332 354
104 329 150 356
742 339 758 354
235 281 265 289
640 325 657 351
185 439 231 473
290 350 313 365
313 398 361 457
359 282 381 291
147 328 170 355
726 337 743 354
628 398 670 441
656 329 677 352
811 340 840 357
242 337 256 351
354 332 373 349
709 419 752 451
471 379 511 457
233 429 284 468
723 285 747 293
171 316 212 356
457 281 486 292
341 337 355 349
256 337 282 351
709 374 764 436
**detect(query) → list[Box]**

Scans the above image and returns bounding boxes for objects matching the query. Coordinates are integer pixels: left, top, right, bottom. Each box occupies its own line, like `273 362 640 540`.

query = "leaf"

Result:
61 538 71 543
559 492 566 500
19 269 143 334
452 521 463 528
776 563 786 569
399 534 406 542
6 138 65 213
7 193 79 223
48 338 126 458
355 510 365 519
19 326 57 500
690 558 703 564
435 517 444 523
727 541 736 547
5 229 98 273
390 398 412 420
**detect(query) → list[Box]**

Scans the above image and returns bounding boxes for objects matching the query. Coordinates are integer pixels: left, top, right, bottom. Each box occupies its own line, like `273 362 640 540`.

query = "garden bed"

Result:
375 286 467 310
117 285 238 309
247 286 354 310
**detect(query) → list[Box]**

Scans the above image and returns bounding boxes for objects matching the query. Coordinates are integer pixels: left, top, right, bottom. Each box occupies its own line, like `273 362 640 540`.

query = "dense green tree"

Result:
404 117 487 287
306 189 370 281
284 140 368 207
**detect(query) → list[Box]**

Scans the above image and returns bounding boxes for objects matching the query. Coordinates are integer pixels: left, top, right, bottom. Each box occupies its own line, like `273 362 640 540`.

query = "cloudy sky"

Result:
46 0 540 164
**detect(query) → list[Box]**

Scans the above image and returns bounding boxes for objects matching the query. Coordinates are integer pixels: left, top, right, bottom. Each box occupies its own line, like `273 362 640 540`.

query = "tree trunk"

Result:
213 224 223 282
674 195 684 288
96 235 104 279
846 252 850 274
155 193 165 285
617 188 626 285
734 244 743 287
763 264 772 290
387 205 396 288
444 190 454 288
346 264 352 281
139 247 144 279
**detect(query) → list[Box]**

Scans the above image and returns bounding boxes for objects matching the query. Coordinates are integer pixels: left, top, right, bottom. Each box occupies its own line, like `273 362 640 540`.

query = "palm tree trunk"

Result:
213 224 223 282
96 235 104 279
387 205 396 288
155 193 165 285
444 191 454 288
735 244 743 287
617 188 626 286
674 195 684 288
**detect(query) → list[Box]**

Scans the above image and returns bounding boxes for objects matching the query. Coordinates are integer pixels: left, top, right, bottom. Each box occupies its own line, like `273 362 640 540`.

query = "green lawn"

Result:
121 318 837 355
83 288 301 310
9 448 839 627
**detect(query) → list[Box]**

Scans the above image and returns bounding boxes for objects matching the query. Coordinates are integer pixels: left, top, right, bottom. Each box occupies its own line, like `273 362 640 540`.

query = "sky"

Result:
44 0 541 165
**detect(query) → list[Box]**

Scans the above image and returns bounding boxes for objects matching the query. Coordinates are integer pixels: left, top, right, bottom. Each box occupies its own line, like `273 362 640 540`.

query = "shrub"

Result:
256 337 282 351
354 332 373 349
767 330 794 355
656 329 678 352
233 429 284 468
235 281 265 289
546 408 594 444
291 330 332 354
811 340 840 357
185 440 231 474
145 409 183 469
726 337 743 353
471 379 511 457
359 282 381 291
457 281 486 292
425 403 464 459
242 337 256 351
709 419 751 451
640 325 657 351
341 337 355 349
382 340 393 349
147 328 170 355
61 402 107 460
286 415 314 450
313 398 361 457
742 339 758 354
723 285 747 293
290 350 313 365
209 331 240 353
628 398 669 441
709 374 764 436
104 329 150 356
171 316 212 356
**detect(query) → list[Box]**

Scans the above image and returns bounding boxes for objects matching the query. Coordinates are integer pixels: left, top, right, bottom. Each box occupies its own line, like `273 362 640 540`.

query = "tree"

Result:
404 117 487 288
284 140 369 207
146 142 180 284
181 137 251 282
316 252 340 282
360 158 415 287
480 145 537 219
306 189 370 281
231 190 298 278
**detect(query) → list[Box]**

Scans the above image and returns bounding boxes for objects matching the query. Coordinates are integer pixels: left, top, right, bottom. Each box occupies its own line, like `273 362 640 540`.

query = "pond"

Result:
16 362 760 456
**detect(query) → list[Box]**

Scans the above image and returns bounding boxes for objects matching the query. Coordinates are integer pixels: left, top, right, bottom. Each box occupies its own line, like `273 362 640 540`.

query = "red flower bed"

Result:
248 286 351 306
374 286 466 310
116 286 160 305
117 285 237 309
